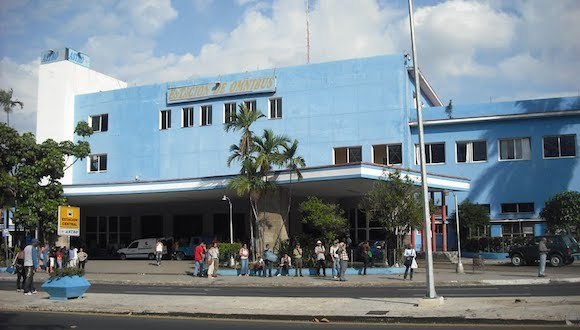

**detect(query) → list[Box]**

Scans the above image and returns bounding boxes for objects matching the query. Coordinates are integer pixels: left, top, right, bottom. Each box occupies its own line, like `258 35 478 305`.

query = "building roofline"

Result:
409 109 580 127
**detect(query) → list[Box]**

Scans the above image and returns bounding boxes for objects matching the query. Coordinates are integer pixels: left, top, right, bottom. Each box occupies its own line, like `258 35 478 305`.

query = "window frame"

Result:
498 137 531 161
542 134 576 159
181 107 194 128
372 143 403 166
500 202 535 214
159 109 171 130
333 146 363 165
456 140 487 163
415 142 446 165
269 97 282 119
200 105 212 126
88 154 107 173
224 102 236 124
244 100 257 112
89 114 108 133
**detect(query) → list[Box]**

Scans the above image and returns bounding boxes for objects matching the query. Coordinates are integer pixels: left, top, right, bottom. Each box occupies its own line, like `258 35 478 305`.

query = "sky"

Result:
1 0 579 134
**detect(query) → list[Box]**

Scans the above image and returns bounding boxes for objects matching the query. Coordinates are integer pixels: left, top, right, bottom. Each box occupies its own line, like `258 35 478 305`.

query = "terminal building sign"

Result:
167 76 276 104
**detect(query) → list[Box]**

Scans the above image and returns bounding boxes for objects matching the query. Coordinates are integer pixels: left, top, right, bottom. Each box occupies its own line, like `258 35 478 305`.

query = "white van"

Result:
117 238 167 260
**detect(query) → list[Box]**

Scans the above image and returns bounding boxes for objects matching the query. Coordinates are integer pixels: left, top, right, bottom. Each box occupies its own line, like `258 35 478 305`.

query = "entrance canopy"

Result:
64 163 469 206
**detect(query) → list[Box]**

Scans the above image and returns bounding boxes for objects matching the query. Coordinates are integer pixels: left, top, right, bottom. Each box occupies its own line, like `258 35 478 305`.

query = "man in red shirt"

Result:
194 242 206 277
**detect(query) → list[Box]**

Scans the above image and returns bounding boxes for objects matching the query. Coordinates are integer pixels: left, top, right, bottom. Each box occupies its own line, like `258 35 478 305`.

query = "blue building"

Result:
35 49 578 254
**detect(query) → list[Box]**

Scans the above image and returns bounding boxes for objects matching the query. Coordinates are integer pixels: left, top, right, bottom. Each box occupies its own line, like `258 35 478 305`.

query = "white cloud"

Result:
0 57 39 133
193 0 215 12
117 0 178 35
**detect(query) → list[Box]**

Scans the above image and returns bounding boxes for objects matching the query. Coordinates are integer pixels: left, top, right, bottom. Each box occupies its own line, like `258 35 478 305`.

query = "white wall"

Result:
36 60 126 184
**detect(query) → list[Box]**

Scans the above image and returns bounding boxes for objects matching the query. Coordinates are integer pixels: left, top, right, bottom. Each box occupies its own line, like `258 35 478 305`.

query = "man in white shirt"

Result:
23 239 39 295
155 239 164 266
68 247 78 268
314 240 326 277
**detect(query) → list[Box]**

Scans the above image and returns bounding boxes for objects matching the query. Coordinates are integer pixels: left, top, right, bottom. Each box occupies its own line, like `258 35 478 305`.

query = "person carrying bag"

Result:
403 244 417 281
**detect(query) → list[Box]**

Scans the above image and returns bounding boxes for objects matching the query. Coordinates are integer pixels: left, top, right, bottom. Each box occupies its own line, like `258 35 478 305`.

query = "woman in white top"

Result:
239 244 250 276
403 244 417 281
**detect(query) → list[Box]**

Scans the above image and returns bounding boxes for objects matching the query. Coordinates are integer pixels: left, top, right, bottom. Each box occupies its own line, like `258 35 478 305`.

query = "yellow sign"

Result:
167 76 276 104
58 206 80 236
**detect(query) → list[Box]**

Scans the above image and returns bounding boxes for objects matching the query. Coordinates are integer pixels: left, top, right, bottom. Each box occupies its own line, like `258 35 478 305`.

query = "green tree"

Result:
0 88 23 127
0 121 92 239
451 199 490 240
360 170 423 250
540 191 580 235
282 138 306 234
224 104 265 158
299 196 349 246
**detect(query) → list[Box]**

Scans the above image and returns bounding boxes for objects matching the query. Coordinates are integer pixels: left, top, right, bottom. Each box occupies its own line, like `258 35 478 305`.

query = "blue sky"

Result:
1 0 579 133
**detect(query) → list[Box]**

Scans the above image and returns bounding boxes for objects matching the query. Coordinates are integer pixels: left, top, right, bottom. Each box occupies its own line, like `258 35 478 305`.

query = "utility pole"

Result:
408 0 437 299
305 0 310 64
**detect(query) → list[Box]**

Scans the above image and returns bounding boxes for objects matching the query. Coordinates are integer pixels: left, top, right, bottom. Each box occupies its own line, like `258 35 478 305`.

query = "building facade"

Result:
34 48 578 254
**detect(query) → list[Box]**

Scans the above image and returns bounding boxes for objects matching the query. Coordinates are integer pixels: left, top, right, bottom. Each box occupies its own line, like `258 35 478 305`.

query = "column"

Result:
442 205 447 252
431 213 436 252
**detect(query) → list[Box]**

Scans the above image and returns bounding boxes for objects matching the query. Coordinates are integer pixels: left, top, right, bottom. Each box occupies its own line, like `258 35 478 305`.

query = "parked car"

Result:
172 236 213 260
117 238 168 260
509 234 580 267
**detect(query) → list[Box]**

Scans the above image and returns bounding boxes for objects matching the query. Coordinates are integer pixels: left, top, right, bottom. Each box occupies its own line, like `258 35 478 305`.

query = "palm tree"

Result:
282 139 306 232
252 129 290 176
0 89 23 127
224 104 265 159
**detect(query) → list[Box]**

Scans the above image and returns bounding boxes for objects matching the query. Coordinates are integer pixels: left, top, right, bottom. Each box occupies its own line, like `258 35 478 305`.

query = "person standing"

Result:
155 239 164 266
48 247 56 274
23 239 39 295
56 248 63 269
77 248 88 270
538 237 549 277
292 243 303 277
361 241 371 275
15 246 25 292
263 244 275 277
314 240 326 277
69 246 78 268
403 244 417 281
330 240 340 279
239 243 250 276
339 241 349 281
193 242 206 277
207 242 220 278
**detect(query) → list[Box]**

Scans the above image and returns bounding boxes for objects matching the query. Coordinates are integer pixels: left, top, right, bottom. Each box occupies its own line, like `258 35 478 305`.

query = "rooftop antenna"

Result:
305 0 311 64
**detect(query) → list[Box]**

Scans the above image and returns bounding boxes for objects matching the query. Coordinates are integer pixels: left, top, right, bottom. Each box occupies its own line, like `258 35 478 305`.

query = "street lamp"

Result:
451 191 464 274
221 195 235 267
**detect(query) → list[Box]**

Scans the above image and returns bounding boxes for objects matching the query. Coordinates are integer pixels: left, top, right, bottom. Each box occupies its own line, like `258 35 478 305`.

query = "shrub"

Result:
49 267 85 279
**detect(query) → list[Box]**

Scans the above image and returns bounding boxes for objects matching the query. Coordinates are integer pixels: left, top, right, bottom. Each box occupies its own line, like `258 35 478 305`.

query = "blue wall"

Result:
74 54 416 183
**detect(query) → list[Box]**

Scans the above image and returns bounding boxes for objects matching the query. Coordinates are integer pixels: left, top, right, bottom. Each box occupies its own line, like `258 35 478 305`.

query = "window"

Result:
334 146 362 164
224 102 236 123
457 140 487 163
501 202 534 213
182 107 194 128
201 105 212 126
543 135 576 158
499 138 530 160
89 154 107 172
269 98 282 119
415 143 445 164
160 110 171 130
373 144 402 165
244 100 257 111
89 114 108 132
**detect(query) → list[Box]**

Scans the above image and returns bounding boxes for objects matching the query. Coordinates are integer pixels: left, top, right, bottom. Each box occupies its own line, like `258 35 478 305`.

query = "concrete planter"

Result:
42 275 91 300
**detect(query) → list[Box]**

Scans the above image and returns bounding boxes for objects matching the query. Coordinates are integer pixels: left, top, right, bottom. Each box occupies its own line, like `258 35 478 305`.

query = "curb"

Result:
0 307 573 326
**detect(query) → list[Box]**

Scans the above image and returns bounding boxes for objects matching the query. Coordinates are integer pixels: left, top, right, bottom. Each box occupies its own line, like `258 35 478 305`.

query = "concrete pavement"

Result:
1 260 579 324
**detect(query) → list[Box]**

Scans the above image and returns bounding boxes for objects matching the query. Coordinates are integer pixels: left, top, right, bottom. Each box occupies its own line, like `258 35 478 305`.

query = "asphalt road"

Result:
1 281 578 298
0 311 572 330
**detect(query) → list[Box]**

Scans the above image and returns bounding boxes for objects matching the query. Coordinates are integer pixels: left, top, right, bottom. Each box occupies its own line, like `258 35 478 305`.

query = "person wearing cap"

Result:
329 239 340 279
314 240 326 277
23 239 39 295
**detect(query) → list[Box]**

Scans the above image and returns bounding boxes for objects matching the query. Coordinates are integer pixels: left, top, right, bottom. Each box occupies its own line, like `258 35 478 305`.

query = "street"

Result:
1 280 578 298
0 311 572 330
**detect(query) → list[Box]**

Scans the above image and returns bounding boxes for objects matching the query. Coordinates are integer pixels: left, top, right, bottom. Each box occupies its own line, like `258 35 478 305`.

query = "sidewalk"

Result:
1 260 579 324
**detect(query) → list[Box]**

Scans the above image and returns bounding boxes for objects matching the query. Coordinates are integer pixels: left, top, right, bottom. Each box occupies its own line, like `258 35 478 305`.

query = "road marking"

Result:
124 291 207 295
